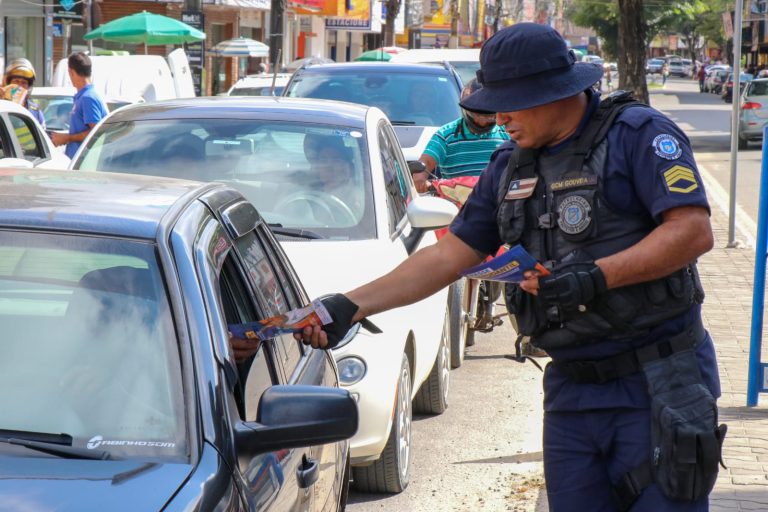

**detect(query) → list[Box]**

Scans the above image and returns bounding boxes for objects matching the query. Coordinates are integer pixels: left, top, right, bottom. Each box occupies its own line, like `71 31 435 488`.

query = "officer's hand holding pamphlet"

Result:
460 244 549 283
231 295 382 350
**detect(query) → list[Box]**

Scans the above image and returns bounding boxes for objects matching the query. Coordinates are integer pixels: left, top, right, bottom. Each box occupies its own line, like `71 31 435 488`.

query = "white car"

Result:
70 96 458 494
390 48 480 84
0 99 69 169
227 73 292 96
31 86 134 133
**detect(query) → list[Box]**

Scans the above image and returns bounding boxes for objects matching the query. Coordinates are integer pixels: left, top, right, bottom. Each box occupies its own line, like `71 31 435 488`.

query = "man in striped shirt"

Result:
413 79 510 193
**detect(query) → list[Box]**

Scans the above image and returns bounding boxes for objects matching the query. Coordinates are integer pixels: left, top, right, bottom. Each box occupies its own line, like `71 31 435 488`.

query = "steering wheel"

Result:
273 190 357 226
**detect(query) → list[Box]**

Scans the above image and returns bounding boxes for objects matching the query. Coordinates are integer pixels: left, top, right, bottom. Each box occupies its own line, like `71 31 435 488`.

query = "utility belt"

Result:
552 317 727 509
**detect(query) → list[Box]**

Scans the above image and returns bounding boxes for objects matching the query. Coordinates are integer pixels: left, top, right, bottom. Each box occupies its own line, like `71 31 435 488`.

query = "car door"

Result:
0 111 49 164
247 222 343 511
212 228 313 512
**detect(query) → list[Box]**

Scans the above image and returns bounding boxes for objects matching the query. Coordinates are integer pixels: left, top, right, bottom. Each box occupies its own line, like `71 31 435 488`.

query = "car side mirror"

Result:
407 160 426 175
234 385 358 458
403 195 459 254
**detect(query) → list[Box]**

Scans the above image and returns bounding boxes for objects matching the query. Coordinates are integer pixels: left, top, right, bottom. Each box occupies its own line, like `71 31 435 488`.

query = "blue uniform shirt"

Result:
450 91 720 411
66 84 108 159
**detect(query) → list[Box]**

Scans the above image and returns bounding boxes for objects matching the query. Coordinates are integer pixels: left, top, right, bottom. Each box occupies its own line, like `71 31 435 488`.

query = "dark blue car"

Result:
0 169 356 511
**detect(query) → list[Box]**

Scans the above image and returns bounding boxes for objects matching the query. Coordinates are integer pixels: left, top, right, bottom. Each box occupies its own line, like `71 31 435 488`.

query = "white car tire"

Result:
413 307 450 415
352 353 412 493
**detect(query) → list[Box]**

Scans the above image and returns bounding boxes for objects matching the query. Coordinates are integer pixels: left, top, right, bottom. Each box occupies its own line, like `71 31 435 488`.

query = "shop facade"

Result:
1 0 52 85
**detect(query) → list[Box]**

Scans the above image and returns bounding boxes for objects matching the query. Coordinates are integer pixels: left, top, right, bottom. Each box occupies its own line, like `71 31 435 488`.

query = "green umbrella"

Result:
354 49 393 62
85 11 205 47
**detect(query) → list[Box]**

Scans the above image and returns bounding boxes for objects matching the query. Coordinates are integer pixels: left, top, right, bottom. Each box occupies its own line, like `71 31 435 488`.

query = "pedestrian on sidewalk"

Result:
662 62 670 86
697 65 707 92
298 23 724 512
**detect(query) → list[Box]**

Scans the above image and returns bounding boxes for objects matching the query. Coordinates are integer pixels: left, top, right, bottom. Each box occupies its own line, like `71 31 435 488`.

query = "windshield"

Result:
34 95 74 131
285 70 461 126
0 231 186 461
77 119 375 240
229 86 285 96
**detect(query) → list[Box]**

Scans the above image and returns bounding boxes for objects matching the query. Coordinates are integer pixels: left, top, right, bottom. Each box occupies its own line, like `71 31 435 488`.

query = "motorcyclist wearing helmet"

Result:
414 78 509 193
0 58 45 128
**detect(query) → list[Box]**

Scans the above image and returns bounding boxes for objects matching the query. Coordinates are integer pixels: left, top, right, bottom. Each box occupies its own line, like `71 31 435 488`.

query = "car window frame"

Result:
377 119 412 238
6 112 48 162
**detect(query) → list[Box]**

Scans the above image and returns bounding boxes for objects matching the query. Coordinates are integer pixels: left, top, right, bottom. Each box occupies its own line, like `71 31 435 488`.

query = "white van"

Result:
52 48 195 103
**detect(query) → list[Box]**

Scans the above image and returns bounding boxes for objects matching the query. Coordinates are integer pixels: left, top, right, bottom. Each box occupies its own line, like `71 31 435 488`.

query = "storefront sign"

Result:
182 10 205 96
293 0 345 16
53 0 83 22
326 0 371 29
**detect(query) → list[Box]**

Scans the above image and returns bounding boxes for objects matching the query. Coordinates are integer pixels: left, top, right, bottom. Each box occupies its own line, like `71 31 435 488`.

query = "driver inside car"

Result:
302 133 363 221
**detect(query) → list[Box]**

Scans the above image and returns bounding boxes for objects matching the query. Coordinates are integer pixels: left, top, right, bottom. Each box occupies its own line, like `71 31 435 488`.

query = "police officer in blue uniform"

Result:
299 23 723 511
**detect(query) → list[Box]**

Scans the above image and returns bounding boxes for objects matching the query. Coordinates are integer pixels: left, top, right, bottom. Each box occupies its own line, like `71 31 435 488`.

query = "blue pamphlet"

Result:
460 244 549 283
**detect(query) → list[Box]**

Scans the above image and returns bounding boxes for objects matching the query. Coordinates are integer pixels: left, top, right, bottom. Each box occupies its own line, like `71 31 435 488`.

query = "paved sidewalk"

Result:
698 180 768 510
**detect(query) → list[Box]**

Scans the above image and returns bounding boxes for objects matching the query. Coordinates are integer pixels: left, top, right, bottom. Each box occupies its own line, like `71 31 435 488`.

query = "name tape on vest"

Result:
550 175 598 192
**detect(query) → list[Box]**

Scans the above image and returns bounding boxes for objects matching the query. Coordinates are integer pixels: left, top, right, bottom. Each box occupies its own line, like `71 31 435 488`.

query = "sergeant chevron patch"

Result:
663 165 699 193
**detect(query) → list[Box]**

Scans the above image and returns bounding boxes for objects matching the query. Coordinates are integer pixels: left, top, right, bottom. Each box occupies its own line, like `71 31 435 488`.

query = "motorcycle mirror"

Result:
407 160 426 175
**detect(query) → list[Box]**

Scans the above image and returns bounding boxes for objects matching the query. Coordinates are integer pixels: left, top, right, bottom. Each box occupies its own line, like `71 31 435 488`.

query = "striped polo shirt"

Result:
422 118 509 178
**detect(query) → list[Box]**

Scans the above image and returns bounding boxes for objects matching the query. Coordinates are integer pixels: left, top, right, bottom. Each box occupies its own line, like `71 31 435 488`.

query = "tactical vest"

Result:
498 92 704 350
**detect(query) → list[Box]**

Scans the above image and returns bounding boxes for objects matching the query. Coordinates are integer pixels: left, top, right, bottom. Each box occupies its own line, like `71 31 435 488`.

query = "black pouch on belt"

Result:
641 348 727 502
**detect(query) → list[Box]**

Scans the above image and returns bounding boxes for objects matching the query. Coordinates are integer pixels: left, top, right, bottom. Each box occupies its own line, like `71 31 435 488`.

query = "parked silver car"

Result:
738 78 768 149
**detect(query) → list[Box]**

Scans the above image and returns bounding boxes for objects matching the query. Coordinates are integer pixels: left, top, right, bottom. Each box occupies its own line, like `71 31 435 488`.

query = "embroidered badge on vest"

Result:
504 177 538 200
557 195 592 234
652 134 682 160
663 165 699 193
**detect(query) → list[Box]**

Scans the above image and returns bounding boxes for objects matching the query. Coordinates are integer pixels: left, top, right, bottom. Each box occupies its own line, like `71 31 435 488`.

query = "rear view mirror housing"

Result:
234 385 358 458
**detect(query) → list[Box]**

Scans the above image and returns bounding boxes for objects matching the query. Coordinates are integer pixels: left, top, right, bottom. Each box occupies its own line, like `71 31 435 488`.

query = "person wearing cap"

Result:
413 78 509 194
296 23 720 511
50 52 108 159
0 58 45 128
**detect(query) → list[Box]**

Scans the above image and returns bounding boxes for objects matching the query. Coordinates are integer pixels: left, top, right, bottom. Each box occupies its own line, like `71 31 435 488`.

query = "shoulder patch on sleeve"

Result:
663 164 699 193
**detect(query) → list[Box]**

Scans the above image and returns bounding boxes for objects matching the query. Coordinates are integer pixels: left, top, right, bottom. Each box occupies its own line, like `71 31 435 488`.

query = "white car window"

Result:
8 114 45 161
378 124 410 234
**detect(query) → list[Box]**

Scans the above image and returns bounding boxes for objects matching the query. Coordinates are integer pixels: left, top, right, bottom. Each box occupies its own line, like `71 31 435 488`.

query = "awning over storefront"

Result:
220 0 270 8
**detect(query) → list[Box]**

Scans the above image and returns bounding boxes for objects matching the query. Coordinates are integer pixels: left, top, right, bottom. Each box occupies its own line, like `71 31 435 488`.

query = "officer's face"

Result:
495 101 567 149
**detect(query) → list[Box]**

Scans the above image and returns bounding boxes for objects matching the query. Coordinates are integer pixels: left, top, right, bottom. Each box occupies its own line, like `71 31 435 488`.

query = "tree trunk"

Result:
449 0 459 48
383 0 401 47
617 0 649 103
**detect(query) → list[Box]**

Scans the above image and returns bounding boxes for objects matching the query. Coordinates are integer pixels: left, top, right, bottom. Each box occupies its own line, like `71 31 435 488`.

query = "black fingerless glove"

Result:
538 262 607 312
321 293 361 349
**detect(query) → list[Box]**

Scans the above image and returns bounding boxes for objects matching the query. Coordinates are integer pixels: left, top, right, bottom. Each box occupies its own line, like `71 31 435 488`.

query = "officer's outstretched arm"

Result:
596 205 713 289
348 232 486 320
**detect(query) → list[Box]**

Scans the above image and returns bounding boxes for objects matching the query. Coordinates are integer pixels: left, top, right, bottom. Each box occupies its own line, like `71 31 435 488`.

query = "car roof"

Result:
231 74 292 88
0 169 213 239
30 86 78 97
104 96 371 128
390 48 480 63
296 62 453 75
0 100 34 116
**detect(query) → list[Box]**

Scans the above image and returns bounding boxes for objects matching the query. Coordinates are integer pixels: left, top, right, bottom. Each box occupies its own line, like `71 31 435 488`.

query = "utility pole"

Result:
728 0 744 247
86 0 94 54
269 0 286 71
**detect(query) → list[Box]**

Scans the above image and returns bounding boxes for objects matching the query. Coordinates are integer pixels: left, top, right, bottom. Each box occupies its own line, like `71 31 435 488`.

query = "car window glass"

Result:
233 230 302 376
8 114 44 160
0 231 186 461
34 96 73 131
219 253 277 421
286 70 461 126
255 223 302 309
76 119 376 241
378 125 409 234
750 81 768 96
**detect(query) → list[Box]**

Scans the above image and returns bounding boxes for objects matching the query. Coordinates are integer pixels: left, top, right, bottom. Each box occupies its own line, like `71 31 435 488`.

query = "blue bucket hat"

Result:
460 23 604 113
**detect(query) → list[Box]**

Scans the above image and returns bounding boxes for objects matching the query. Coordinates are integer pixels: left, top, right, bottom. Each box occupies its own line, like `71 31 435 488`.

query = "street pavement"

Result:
349 78 768 511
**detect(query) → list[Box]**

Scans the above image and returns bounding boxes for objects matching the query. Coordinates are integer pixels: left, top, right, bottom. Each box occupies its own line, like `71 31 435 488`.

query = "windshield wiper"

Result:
389 120 416 126
268 223 323 239
0 429 110 460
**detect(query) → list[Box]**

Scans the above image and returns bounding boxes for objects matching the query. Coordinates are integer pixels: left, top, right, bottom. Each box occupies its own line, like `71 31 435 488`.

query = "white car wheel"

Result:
352 353 412 493
413 307 450 414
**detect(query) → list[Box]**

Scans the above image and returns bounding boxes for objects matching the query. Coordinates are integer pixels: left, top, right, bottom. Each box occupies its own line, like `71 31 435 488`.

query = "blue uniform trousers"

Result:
544 408 709 511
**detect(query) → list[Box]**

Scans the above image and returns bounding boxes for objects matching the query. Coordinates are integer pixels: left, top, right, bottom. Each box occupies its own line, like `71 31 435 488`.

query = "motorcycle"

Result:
423 173 506 369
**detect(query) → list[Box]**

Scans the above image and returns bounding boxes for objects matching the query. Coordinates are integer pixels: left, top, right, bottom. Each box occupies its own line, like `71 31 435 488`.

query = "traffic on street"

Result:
0 3 765 510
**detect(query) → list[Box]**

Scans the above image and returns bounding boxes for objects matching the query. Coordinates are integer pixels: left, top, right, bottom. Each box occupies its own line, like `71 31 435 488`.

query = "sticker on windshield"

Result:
438 77 448 81
333 129 351 137
86 435 176 449
350 130 363 138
